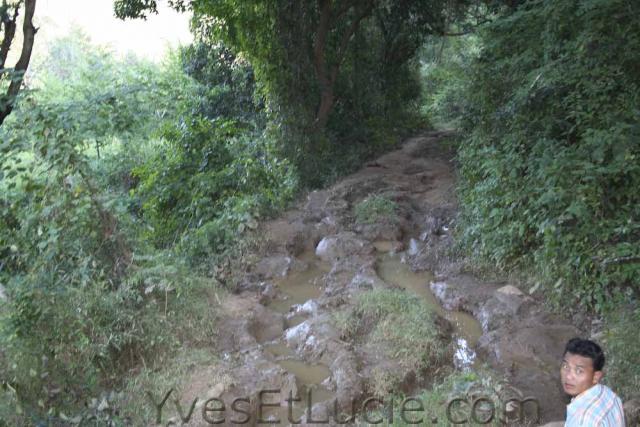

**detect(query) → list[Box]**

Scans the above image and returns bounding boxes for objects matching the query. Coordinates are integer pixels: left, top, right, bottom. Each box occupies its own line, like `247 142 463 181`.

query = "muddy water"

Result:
376 251 483 367
267 255 330 315
261 253 336 425
264 342 295 358
267 270 323 314
372 240 397 253
260 343 335 425
278 360 330 385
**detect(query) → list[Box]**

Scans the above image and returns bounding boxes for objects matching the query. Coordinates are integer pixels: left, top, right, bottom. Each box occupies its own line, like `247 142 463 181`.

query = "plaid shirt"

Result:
565 383 625 427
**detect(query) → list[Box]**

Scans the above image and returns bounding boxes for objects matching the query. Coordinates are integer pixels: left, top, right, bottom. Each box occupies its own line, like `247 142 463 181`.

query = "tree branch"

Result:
0 0 36 126
0 1 20 69
601 255 640 267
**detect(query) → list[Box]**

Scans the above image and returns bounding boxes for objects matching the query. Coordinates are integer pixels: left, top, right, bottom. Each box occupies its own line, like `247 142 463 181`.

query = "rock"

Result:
430 281 466 311
285 321 312 345
407 238 420 256
259 282 277 304
497 284 525 297
293 300 319 315
0 283 6 301
315 233 371 262
349 272 386 291
254 255 307 279
624 399 640 427
424 215 444 236
477 293 526 332
284 315 340 359
305 190 331 221
97 398 109 412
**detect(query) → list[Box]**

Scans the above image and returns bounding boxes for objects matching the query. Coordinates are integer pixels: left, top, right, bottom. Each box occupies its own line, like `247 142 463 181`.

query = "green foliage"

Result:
419 35 480 128
605 306 640 400
0 34 223 423
117 0 462 186
449 0 640 311
19 29 197 147
354 194 398 224
132 116 297 263
181 41 262 124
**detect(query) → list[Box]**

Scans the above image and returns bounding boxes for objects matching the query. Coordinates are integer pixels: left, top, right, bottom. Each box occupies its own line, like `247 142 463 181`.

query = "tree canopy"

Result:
115 0 476 134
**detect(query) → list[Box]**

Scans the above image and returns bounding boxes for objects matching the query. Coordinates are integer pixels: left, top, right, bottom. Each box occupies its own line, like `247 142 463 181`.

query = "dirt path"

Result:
173 131 583 426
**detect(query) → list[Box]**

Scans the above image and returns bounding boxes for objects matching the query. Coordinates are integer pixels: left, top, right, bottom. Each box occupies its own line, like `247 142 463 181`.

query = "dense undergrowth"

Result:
422 0 640 400
0 32 295 423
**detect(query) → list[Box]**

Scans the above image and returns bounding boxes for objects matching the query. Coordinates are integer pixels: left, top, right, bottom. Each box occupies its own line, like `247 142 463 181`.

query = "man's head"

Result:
560 337 605 397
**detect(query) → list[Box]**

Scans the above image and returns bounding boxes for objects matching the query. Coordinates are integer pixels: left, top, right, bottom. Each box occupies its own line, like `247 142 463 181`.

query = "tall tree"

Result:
0 0 37 126
114 0 469 131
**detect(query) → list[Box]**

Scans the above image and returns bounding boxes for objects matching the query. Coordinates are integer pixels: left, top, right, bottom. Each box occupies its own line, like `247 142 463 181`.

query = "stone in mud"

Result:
477 291 532 333
624 399 640 427
330 355 363 411
293 300 319 315
430 280 469 311
284 315 341 360
304 190 332 221
315 232 372 262
348 271 387 291
497 284 525 297
424 214 445 236
354 221 403 242
258 282 277 304
253 255 308 279
407 238 421 256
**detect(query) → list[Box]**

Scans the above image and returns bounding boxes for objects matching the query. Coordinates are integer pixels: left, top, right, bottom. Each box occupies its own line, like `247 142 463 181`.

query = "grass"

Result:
334 289 450 396
117 348 224 425
354 195 399 225
604 305 640 401
364 370 537 427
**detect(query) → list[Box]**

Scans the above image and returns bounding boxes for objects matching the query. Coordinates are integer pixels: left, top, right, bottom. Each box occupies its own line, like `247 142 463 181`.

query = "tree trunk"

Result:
312 0 375 130
0 0 37 127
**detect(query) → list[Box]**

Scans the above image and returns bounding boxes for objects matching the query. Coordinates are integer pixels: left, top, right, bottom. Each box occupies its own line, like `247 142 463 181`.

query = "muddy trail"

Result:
173 132 583 426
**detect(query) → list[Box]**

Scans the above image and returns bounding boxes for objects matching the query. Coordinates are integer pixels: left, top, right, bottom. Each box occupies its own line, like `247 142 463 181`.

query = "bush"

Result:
0 35 221 423
451 0 640 311
132 116 297 264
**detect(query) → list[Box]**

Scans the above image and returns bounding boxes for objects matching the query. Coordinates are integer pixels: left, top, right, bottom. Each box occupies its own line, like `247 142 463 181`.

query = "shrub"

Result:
132 116 297 264
451 0 640 311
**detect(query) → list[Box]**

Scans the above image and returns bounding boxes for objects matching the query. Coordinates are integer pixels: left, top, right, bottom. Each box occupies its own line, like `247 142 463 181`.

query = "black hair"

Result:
564 337 605 371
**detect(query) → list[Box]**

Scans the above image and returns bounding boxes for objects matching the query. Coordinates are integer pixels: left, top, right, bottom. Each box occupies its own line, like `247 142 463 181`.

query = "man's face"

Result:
560 352 603 396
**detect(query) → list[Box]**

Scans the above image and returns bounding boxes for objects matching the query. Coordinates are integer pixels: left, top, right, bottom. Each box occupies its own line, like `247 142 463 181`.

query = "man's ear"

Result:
593 370 604 385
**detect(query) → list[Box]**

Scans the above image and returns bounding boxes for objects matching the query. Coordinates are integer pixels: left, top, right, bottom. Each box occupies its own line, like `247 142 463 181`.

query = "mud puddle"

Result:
259 253 336 425
376 250 483 367
267 254 329 315
259 349 334 425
